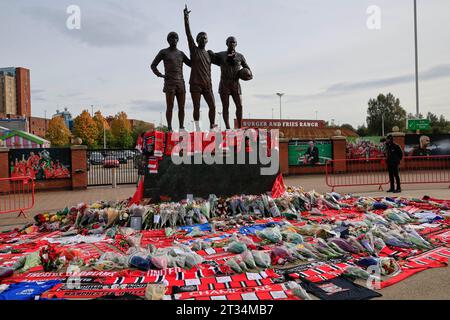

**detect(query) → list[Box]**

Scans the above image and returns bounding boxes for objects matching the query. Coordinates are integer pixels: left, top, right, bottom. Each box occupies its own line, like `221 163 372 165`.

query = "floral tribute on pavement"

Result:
0 186 449 300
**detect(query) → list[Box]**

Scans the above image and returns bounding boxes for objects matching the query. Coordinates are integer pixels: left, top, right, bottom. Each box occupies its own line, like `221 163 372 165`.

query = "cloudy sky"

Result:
1 0 449 129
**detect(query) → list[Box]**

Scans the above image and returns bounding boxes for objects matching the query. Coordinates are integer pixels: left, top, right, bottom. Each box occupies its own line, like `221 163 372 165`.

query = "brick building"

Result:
15 68 31 117
0 74 17 115
238 118 359 139
0 67 50 138
29 116 50 138
0 67 31 118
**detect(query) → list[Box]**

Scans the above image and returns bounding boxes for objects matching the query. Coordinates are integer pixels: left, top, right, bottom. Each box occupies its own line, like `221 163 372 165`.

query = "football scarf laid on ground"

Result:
0 188 449 300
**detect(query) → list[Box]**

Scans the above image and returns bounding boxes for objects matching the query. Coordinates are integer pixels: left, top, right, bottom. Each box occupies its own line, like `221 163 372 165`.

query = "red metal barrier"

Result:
326 155 450 191
401 155 450 186
326 157 389 191
0 176 35 218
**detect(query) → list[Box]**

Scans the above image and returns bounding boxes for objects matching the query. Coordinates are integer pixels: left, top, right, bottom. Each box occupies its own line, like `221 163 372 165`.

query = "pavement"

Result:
0 174 449 299
0 185 138 231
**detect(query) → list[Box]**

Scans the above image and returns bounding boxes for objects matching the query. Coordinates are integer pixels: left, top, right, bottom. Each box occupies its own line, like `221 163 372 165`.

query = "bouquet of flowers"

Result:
39 245 63 272
113 234 130 252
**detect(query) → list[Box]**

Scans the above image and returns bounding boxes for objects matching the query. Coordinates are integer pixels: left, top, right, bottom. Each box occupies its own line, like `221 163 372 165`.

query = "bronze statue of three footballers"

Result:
151 5 252 132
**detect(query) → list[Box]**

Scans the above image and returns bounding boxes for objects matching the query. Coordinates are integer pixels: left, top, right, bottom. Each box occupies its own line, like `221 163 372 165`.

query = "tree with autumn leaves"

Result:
71 110 134 148
72 110 100 148
93 111 114 148
45 116 72 146
110 111 133 148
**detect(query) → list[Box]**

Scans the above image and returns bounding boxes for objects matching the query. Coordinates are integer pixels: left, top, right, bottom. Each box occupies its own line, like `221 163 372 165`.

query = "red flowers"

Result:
39 245 62 272
113 234 130 252
35 214 48 224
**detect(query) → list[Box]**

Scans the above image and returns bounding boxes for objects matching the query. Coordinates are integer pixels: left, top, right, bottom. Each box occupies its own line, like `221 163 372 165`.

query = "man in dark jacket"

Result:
385 135 403 193
304 141 320 165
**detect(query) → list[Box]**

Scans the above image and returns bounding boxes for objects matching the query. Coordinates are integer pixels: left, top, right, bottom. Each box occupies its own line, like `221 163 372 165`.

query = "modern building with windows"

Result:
53 107 74 130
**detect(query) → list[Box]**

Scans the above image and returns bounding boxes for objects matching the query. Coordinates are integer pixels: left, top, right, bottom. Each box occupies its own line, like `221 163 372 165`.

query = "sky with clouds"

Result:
1 0 449 129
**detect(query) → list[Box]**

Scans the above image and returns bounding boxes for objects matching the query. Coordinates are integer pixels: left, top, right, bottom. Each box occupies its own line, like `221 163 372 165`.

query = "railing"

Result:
400 155 450 185
326 155 450 191
325 157 388 191
0 176 35 218
87 149 140 186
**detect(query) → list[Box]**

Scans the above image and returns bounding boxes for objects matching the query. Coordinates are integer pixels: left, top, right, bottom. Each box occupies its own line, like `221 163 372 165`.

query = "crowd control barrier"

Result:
0 176 35 218
325 155 450 191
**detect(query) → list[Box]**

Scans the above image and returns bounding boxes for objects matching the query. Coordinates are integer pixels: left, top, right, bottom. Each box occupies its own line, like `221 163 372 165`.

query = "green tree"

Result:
341 123 356 132
131 120 155 145
156 124 169 133
45 116 71 147
356 125 369 137
110 112 133 148
426 112 450 134
436 115 450 133
72 110 100 148
407 112 450 134
367 93 406 135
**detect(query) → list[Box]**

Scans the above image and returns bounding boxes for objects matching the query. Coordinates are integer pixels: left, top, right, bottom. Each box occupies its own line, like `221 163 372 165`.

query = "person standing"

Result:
385 135 403 193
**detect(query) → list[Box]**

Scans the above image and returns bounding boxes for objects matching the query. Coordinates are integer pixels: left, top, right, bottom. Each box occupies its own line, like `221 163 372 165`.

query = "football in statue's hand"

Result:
238 68 253 81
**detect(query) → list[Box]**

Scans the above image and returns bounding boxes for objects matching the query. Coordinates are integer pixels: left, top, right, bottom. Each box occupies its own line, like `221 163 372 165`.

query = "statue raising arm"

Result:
184 5 195 51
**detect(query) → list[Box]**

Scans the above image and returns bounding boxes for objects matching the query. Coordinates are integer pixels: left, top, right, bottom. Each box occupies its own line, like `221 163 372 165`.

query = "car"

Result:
103 156 120 168
115 151 128 164
90 152 104 165
103 151 127 164
124 150 137 159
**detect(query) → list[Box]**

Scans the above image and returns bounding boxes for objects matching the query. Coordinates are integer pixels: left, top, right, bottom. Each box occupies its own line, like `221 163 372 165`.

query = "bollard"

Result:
112 167 117 188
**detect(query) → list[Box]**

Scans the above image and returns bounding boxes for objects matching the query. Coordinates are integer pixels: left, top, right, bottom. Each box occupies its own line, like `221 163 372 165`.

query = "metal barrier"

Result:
326 155 450 191
325 157 388 191
401 155 450 186
87 149 140 186
0 176 35 218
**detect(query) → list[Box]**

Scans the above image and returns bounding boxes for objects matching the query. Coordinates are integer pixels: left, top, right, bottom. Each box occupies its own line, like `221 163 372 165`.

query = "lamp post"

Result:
413 0 421 135
414 0 419 118
276 93 284 119
382 113 385 137
103 121 107 149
